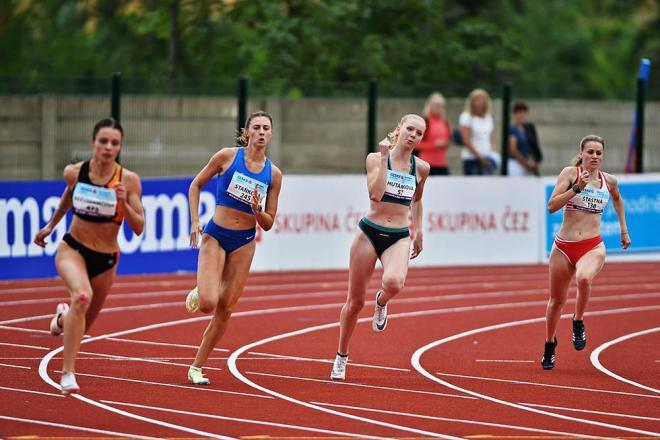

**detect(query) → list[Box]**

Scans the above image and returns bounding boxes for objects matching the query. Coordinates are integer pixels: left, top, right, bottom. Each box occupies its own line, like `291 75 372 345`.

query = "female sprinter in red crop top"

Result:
33 118 145 393
541 134 630 370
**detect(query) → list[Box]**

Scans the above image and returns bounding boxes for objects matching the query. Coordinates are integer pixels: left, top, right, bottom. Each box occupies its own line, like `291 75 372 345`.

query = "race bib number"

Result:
384 170 416 201
72 182 117 217
226 172 268 210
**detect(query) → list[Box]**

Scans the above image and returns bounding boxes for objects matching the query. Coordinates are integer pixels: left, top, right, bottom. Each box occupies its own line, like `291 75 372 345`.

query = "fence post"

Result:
367 79 378 156
111 72 121 163
237 76 248 133
634 59 651 173
500 83 511 176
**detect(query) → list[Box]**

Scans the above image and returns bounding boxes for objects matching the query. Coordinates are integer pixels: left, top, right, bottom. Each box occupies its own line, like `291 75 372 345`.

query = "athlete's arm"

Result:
547 166 587 213
188 148 235 247
410 160 430 259
253 165 282 231
367 139 390 201
119 170 144 236
605 173 631 249
33 163 79 247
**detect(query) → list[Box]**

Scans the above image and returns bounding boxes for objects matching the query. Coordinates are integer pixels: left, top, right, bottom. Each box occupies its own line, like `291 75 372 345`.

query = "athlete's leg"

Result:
574 244 605 320
376 237 412 305
545 246 575 342
337 232 378 355
192 240 255 368
196 233 226 314
84 267 117 331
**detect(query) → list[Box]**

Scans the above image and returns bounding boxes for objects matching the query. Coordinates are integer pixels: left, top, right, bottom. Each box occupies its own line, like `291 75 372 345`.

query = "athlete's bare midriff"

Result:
365 200 410 229
213 205 257 230
69 217 121 253
557 209 602 241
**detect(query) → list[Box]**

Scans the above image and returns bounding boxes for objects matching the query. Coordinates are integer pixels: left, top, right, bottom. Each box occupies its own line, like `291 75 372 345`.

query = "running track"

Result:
0 262 658 438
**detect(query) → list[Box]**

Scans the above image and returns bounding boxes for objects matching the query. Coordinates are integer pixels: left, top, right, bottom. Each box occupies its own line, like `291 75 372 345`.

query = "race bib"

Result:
384 170 416 201
226 172 268 210
72 182 117 218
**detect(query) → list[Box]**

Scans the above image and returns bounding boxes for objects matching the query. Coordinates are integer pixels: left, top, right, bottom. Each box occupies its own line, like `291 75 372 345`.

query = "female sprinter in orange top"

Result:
33 118 145 393
185 111 282 385
331 114 430 380
542 134 630 370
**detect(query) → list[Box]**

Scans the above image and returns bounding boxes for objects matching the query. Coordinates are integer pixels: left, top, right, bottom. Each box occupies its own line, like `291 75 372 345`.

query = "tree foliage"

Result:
0 0 657 98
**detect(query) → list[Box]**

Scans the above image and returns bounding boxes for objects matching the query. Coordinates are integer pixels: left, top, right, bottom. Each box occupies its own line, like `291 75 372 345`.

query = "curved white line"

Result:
411 305 660 437
0 415 160 440
590 326 660 394
226 317 462 440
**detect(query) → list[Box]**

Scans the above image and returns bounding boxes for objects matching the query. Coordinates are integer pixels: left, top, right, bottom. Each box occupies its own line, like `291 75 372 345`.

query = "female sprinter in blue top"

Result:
331 114 430 380
185 111 282 385
542 135 630 370
33 118 145 393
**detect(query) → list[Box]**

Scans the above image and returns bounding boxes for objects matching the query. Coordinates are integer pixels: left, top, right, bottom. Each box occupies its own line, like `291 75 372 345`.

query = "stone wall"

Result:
1 95 658 180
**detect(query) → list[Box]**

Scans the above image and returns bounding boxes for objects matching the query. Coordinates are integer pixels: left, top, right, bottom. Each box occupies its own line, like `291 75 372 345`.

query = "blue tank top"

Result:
380 154 417 206
216 147 272 214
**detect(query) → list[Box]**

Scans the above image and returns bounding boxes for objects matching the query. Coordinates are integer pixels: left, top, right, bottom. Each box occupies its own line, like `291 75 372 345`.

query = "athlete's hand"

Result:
577 170 590 190
114 182 127 205
621 231 631 250
410 233 423 259
33 226 53 248
379 137 391 156
250 186 262 215
189 221 203 248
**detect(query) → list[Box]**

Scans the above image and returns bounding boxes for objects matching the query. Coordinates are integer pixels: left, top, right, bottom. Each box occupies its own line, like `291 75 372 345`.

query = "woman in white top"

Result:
459 88 497 175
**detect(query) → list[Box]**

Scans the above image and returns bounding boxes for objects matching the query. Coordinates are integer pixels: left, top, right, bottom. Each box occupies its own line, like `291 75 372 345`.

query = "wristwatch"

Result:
571 184 582 194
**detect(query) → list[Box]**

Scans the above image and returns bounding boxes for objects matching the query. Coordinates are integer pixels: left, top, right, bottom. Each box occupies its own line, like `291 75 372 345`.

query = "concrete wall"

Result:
1 95 658 180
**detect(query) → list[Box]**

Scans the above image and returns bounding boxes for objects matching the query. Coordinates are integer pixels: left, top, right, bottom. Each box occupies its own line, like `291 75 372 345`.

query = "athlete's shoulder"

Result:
414 156 431 177
558 166 577 178
63 161 83 183
600 170 618 187
120 167 142 186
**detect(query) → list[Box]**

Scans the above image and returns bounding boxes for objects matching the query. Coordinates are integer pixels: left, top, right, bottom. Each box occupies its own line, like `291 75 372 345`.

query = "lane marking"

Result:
106 336 229 352
0 362 31 370
0 415 160 439
520 402 660 422
590 326 660 394
411 305 660 437
77 350 222 371
0 385 65 397
58 370 269 399
247 351 410 372
435 372 660 399
246 371 473 399
475 359 534 363
102 399 391 439
0 325 51 334
312 401 590 438
0 341 49 350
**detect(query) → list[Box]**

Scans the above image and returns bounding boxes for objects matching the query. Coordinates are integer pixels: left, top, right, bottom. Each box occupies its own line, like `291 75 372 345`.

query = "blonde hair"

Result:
386 114 425 148
572 134 605 166
423 92 446 118
463 88 492 117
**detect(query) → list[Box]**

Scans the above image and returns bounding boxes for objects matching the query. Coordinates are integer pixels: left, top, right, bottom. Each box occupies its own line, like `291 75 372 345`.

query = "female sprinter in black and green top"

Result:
331 114 430 380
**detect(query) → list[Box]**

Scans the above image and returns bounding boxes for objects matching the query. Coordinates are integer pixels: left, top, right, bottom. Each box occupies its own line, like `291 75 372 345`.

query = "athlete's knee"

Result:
547 296 566 310
346 296 365 313
382 274 405 294
70 290 92 314
575 274 593 291
214 296 236 320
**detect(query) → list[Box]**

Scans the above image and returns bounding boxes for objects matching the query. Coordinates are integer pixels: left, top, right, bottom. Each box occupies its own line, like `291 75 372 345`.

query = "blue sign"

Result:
0 177 218 280
545 180 660 255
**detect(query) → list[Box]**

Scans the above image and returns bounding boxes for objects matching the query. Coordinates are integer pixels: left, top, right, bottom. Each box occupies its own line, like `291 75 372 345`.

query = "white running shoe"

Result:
60 371 79 394
49 302 69 336
330 353 348 381
372 290 388 332
188 366 210 385
185 286 199 313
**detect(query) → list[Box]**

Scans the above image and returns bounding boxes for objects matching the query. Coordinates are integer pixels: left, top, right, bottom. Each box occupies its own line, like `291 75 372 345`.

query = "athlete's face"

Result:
246 116 272 148
396 115 426 149
91 127 122 162
580 141 604 169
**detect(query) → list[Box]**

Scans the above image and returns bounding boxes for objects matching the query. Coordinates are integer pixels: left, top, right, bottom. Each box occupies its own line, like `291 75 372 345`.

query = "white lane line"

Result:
411 305 660 437
0 362 31 370
247 351 410 372
246 371 473 400
590 326 660 394
58 370 268 399
0 341 49 350
475 360 534 363
312 401 590 438
106 337 230 352
435 372 660 400
0 325 51 334
520 402 660 422
0 415 159 439
77 350 222 371
0 385 65 398
103 399 389 439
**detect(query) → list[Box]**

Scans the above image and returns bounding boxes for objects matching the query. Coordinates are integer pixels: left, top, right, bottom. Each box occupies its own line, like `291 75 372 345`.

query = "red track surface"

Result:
0 263 659 438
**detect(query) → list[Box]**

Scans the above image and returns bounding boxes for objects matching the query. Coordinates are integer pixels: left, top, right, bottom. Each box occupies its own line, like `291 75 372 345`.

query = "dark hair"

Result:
93 117 124 140
572 134 605 166
512 101 529 113
236 111 273 146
